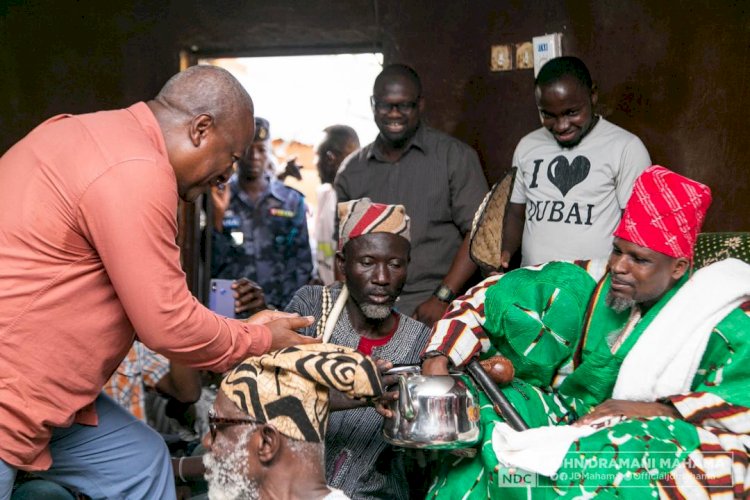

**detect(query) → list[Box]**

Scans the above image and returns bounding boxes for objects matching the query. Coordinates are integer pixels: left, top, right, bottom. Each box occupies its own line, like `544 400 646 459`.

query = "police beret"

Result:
254 117 270 141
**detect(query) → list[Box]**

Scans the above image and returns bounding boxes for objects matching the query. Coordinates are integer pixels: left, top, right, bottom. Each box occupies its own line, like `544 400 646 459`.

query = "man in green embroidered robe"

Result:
421 166 750 498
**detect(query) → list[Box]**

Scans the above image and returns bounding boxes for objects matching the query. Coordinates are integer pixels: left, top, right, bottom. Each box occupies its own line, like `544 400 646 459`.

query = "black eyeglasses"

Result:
370 97 419 114
208 409 259 443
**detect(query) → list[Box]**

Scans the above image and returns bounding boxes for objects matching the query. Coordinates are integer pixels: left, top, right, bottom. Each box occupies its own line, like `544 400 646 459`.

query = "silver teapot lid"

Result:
383 365 421 376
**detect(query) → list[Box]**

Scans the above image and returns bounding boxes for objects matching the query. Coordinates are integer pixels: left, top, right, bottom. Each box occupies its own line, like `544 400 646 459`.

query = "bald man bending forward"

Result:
0 66 315 500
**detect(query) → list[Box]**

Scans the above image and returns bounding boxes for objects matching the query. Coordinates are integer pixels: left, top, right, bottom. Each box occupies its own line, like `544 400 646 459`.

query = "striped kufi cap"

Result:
338 198 410 249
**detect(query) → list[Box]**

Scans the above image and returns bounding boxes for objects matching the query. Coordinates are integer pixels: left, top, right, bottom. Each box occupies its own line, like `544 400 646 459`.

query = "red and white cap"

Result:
614 165 712 259
337 198 411 250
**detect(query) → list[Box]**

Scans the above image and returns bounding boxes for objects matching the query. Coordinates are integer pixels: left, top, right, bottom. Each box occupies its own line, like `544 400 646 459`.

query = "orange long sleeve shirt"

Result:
0 102 271 470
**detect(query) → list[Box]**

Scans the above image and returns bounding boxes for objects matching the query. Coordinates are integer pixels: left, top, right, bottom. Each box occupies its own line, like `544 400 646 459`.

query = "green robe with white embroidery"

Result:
427 273 750 499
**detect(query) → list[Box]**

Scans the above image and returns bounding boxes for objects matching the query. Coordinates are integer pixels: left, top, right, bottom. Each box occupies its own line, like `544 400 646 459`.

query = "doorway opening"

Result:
199 53 382 214
181 52 382 302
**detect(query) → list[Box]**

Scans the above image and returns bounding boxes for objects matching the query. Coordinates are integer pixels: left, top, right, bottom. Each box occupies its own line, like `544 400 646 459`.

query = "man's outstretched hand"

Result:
329 358 398 416
245 311 320 351
372 359 399 418
421 354 451 376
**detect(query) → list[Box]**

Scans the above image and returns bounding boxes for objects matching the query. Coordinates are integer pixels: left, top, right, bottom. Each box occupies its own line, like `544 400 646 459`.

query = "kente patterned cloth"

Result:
426 262 750 499
337 198 410 249
220 343 382 443
103 342 170 422
613 165 712 259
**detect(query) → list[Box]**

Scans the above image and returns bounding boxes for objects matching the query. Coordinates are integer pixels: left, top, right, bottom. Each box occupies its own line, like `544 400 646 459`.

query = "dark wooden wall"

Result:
1 0 748 230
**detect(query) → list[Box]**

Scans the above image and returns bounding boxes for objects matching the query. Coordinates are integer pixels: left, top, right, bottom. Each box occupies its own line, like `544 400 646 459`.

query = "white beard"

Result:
203 432 260 500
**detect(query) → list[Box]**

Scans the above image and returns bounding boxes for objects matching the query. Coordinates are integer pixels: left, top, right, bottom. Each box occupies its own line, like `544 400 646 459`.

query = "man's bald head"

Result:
149 65 255 201
155 65 254 126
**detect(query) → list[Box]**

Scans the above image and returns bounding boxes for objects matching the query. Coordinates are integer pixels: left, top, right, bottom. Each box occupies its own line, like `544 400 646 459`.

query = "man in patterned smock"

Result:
423 166 750 498
211 117 313 310
285 198 431 499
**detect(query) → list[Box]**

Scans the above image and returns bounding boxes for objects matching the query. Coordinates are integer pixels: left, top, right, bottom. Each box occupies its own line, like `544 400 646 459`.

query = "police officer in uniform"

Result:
211 118 313 311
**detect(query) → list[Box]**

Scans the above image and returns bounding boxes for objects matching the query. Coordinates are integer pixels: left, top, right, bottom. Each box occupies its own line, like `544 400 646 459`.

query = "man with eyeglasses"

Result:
201 344 383 500
335 64 489 327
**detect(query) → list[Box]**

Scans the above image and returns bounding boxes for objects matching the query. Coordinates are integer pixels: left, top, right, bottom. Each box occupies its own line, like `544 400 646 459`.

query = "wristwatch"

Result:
433 284 456 303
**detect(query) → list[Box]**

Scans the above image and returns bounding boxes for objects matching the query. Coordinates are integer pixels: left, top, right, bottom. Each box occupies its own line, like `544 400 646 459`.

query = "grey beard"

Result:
360 303 393 320
605 291 635 313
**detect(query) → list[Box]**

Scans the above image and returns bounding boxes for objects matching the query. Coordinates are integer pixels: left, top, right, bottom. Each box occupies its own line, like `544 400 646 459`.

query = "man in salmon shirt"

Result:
0 65 317 500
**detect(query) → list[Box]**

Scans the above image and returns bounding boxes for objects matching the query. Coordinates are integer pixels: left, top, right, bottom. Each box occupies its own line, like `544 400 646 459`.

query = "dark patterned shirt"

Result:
335 124 488 315
212 175 312 309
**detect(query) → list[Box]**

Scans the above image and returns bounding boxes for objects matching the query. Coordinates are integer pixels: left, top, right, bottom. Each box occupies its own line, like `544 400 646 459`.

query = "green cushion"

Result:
693 232 750 269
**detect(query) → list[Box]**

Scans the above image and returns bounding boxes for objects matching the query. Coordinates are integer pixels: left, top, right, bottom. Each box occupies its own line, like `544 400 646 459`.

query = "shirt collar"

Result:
368 123 427 161
127 102 168 160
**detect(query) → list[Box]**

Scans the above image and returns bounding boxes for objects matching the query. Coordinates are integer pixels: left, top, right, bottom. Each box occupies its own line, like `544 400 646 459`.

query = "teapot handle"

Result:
398 374 416 420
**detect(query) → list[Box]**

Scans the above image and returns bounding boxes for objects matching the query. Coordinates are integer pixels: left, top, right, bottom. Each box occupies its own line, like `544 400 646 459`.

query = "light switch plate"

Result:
532 33 562 76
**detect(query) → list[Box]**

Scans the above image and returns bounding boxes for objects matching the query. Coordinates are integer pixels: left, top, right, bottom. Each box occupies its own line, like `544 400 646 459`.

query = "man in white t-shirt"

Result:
501 56 651 267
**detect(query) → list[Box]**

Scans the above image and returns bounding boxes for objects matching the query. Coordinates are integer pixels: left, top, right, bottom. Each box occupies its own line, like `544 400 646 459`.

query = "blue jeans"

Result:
11 479 75 500
0 393 175 500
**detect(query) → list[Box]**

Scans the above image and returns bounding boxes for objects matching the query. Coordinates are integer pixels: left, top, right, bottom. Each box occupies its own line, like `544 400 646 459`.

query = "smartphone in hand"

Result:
209 279 235 318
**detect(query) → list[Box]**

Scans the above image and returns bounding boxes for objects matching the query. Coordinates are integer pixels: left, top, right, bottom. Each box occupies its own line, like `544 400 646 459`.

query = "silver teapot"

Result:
381 366 481 449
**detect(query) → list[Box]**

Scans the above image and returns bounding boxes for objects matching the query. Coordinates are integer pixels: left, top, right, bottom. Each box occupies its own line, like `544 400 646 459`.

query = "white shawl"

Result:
613 258 750 401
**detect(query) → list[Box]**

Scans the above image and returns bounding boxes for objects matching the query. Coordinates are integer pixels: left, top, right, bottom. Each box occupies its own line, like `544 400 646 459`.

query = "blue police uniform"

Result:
212 174 313 310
